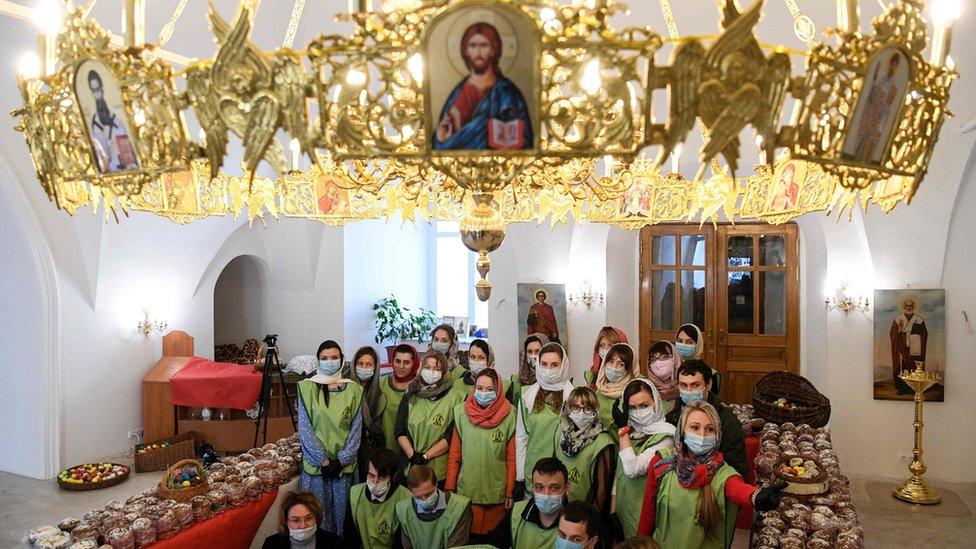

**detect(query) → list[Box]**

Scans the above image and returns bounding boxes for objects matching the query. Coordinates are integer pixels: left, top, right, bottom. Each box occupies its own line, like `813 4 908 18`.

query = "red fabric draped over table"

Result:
170 357 263 410
152 489 278 549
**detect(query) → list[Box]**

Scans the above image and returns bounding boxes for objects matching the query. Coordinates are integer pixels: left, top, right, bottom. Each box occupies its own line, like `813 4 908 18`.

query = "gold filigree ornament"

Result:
9 1 961 300
787 0 956 196
13 6 192 212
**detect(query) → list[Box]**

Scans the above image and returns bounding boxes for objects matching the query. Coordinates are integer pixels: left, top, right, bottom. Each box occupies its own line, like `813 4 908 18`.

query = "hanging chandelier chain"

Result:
146 0 189 63
782 0 817 47
283 0 307 49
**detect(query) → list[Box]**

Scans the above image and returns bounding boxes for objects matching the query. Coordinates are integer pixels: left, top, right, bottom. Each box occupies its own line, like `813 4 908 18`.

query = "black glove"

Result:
409 452 429 465
321 460 343 479
754 480 788 511
513 481 526 501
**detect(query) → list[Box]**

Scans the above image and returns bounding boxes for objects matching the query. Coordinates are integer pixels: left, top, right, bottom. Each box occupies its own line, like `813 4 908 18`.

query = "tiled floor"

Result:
1 465 973 547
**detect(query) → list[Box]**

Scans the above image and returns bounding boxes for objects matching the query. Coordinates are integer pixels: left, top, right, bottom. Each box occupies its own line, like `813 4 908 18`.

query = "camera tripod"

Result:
253 334 297 448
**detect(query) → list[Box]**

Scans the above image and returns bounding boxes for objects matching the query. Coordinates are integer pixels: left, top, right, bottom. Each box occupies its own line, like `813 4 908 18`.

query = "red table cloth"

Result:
170 357 263 410
152 488 278 549
735 435 761 529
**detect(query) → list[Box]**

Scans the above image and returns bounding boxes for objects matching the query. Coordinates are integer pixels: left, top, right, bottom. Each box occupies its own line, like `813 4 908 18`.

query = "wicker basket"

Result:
774 453 828 495
157 459 210 503
135 432 197 473
752 371 831 427
58 463 130 491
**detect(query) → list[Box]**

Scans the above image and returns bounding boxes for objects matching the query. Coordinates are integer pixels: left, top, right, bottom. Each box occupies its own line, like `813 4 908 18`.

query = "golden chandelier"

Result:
12 0 959 299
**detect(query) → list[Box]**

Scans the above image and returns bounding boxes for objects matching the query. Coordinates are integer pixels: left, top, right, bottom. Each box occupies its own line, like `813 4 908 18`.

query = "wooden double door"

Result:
638 224 799 404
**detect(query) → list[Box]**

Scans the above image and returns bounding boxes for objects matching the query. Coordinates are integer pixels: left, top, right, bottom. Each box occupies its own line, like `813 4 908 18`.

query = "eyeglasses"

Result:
287 515 316 527
650 353 672 361
569 405 594 414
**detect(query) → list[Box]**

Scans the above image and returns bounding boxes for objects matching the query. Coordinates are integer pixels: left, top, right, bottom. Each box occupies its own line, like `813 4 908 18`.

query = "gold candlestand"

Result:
892 361 942 505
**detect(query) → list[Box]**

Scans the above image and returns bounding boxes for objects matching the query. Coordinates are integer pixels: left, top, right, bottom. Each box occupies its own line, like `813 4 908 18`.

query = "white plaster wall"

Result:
342 220 431 356
0 188 47 478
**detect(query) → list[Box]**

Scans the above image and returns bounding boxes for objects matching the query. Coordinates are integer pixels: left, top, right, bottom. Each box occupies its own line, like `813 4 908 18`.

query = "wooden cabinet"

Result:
141 331 297 453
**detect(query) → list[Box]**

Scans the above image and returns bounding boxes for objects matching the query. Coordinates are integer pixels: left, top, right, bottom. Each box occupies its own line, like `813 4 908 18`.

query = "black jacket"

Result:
261 529 349 549
664 392 749 478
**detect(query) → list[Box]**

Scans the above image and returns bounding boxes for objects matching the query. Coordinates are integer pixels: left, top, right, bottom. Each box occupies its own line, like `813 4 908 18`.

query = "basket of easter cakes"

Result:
156 459 209 503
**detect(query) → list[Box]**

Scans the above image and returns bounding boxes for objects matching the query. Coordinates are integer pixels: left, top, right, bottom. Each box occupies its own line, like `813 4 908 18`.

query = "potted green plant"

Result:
373 295 438 363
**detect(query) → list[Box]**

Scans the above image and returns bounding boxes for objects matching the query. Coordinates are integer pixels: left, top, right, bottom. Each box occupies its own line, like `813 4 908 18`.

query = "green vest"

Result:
405 389 465 480
453 403 516 504
452 372 510 397
595 392 619 431
297 380 363 475
653 464 739 549
584 369 596 387
349 483 411 549
509 375 522 401
519 395 561 478
379 377 407 451
614 433 671 539
554 429 616 503
510 500 558 549
394 492 470 548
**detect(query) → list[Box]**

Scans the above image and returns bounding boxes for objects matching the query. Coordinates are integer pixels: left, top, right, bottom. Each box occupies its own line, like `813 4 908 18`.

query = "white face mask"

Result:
569 411 596 429
367 478 390 499
431 341 451 354
629 407 657 431
537 366 562 385
421 368 442 385
289 525 317 542
527 355 539 368
468 359 488 374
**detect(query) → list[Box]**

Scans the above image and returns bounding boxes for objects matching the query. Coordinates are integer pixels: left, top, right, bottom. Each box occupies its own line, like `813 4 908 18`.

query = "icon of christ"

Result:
433 22 533 151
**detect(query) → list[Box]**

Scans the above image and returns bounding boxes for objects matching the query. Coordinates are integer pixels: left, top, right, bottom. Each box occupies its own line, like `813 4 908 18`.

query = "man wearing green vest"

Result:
395 464 472 548
379 344 420 454
345 448 410 548
557 501 602 549
484 458 569 549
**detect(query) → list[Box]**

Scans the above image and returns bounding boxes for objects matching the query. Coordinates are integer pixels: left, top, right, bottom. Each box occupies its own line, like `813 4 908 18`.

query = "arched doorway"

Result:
213 255 269 360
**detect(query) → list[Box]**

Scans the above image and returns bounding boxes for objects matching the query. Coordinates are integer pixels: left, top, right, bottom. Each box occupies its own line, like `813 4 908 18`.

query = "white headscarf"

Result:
522 342 574 407
626 378 676 438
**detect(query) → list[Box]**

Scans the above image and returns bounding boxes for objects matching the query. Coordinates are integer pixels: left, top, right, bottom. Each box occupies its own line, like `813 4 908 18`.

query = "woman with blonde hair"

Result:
636 400 785 548
553 386 616 535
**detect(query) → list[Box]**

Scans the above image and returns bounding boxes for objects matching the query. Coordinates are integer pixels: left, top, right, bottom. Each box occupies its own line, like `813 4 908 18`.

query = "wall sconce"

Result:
137 308 168 336
825 283 870 315
569 284 605 309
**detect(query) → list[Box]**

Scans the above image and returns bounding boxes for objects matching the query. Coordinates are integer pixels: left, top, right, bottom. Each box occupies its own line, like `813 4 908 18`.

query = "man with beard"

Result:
86 69 139 173
433 22 533 151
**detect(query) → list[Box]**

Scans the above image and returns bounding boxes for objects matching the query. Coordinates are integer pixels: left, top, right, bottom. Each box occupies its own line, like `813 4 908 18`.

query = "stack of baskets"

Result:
752 371 831 427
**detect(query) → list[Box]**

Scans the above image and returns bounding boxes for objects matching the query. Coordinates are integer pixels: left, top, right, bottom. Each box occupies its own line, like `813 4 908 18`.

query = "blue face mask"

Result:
679 389 705 405
534 492 563 515
604 366 627 382
556 537 585 549
675 342 697 359
684 432 718 455
415 489 439 513
318 359 342 376
474 390 496 408
355 366 373 381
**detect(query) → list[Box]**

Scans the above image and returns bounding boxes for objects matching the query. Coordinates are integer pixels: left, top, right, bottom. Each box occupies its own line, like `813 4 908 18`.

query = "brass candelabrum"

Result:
892 361 942 505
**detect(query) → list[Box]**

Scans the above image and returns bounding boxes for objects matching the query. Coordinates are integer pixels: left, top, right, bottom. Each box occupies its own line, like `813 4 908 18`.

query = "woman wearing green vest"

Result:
351 346 385 483
553 386 616 537
516 342 573 488
395 351 464 483
379 343 420 454
646 340 682 415
508 333 548 403
636 400 784 548
452 339 509 397
344 448 411 548
427 324 462 381
445 368 516 540
593 343 640 430
611 379 675 540
297 340 364 535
